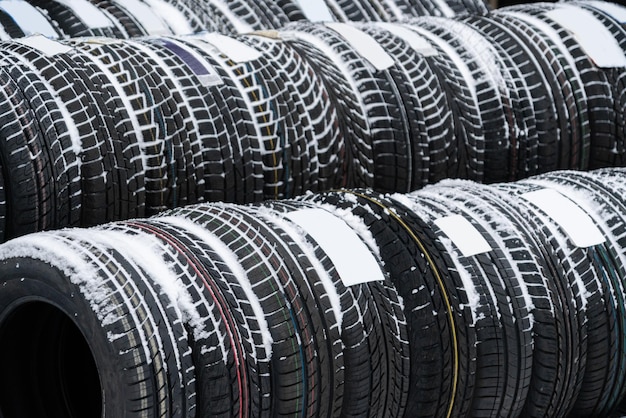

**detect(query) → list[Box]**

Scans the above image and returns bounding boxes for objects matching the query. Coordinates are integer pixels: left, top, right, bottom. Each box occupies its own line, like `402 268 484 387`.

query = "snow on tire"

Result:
0 228 197 418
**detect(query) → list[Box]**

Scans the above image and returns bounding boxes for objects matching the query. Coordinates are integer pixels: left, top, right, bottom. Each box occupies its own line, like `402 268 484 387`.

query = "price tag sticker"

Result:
294 0 335 22
375 23 438 57
434 215 492 257
0 2 59 38
112 0 170 35
547 6 626 68
286 209 385 286
326 22 395 71
14 35 72 56
202 33 262 63
55 0 113 29
588 1 626 24
521 188 605 248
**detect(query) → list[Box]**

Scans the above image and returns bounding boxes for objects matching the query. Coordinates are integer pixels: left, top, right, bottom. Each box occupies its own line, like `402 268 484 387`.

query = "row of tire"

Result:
1 1 626 243
0 0 489 40
0 167 625 418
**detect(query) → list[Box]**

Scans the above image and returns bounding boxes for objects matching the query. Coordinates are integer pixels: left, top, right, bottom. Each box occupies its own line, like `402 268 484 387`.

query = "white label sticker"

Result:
588 1 626 24
0 1 59 39
434 215 492 257
521 188 605 248
14 35 72 56
375 23 438 57
201 32 262 63
112 0 170 35
546 7 626 68
285 209 385 286
325 22 395 71
294 0 335 22
55 0 113 29
158 39 223 86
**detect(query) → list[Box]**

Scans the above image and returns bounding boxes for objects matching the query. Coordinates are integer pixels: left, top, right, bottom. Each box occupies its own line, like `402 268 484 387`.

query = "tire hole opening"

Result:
0 301 102 418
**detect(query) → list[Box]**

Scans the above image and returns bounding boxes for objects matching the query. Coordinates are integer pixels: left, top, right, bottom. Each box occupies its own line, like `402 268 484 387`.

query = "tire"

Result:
217 0 293 30
442 0 490 15
207 34 295 200
150 0 209 33
233 34 314 200
287 23 413 192
524 171 626 417
64 42 147 222
275 0 308 22
358 23 434 191
378 0 431 19
496 179 619 417
163 34 265 204
460 15 541 181
72 39 189 215
0 228 197 418
283 22 370 188
123 39 198 211
421 17 516 183
87 1 149 37
238 202 356 417
110 216 267 418
0 68 50 239
406 19 486 182
0 40 133 229
299 189 478 418
321 0 387 21
408 190 531 418
5 63 81 226
562 1 626 168
128 38 207 207
510 3 612 172
290 193 414 418
164 203 315 416
240 33 344 195
496 6 590 171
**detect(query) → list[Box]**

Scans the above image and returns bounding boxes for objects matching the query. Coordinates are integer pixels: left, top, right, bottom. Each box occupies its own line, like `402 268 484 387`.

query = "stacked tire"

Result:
0 1 624 242
0 31 348 240
0 0 490 40
1 168 626 418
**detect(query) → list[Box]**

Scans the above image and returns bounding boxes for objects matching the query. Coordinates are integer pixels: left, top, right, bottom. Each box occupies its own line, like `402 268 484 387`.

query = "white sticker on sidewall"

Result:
112 0 170 35
201 33 262 63
294 0 335 22
375 23 438 57
546 6 626 68
434 215 492 257
0 2 59 38
588 1 626 25
521 188 605 248
285 208 385 286
55 0 113 29
14 35 73 56
325 22 395 71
